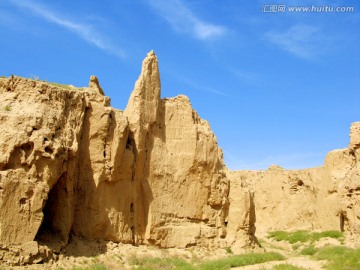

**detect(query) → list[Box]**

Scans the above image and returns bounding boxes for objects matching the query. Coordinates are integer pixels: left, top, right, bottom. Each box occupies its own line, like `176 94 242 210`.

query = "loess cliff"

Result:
0 51 238 265
0 51 359 266
228 122 360 245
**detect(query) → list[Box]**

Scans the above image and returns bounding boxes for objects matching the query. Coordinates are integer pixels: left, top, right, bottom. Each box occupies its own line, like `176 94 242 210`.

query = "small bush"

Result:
314 246 360 270
268 231 289 241
71 264 107 270
198 252 285 270
288 231 311 244
300 245 317 256
268 230 311 243
225 247 233 254
90 264 107 270
129 255 142 266
268 230 344 244
273 264 305 270
4 105 12 111
130 252 285 270
131 257 194 270
315 245 350 259
312 231 343 241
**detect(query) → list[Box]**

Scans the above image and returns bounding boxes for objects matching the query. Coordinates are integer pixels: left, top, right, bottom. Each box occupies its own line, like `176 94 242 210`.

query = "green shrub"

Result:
314 246 360 270
131 257 194 270
268 230 344 244
4 105 12 111
268 230 311 243
268 231 289 242
300 245 317 256
130 252 285 270
288 231 311 244
312 231 343 241
225 247 233 254
273 264 305 270
71 264 107 270
198 252 285 270
90 264 108 270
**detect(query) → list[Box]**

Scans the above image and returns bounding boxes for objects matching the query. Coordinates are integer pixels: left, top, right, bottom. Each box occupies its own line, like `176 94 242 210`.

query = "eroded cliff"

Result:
0 51 233 265
0 51 359 267
229 122 360 245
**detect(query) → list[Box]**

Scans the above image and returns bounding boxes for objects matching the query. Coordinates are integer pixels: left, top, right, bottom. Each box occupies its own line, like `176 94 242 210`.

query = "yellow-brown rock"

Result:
124 51 229 247
0 52 230 265
0 52 359 266
228 122 360 246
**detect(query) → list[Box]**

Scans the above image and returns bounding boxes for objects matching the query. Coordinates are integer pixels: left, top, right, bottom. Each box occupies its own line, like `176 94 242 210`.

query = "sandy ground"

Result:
0 235 354 270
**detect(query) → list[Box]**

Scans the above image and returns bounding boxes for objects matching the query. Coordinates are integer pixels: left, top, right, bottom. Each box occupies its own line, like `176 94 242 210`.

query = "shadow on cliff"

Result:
35 106 110 257
140 101 167 244
249 191 260 247
34 92 167 256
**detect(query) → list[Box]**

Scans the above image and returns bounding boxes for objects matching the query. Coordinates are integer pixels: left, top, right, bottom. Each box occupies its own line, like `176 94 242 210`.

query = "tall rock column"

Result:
124 50 161 243
124 51 230 248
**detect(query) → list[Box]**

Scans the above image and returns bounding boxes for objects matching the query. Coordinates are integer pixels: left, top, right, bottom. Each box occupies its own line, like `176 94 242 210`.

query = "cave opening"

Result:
35 172 69 246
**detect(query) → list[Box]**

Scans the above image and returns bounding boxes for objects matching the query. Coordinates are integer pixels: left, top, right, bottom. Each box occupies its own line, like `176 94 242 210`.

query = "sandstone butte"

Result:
0 51 359 266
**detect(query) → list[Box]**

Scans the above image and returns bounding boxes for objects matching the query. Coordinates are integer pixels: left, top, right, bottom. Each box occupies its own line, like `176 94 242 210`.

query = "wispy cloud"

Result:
147 0 227 40
266 24 321 58
7 0 125 58
168 71 231 97
231 69 260 85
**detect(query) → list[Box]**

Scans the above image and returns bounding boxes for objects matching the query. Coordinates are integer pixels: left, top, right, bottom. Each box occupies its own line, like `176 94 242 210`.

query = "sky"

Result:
0 0 359 170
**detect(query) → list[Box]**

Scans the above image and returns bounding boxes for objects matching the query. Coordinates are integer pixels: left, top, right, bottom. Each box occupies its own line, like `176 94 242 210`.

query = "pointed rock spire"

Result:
124 50 161 128
88 75 105 95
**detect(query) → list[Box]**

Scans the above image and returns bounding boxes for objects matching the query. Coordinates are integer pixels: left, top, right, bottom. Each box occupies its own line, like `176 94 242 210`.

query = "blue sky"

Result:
1 0 359 170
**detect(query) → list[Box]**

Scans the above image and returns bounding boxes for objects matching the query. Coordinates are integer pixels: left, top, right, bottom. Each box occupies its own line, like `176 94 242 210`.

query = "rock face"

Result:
338 122 360 240
0 51 231 265
228 122 360 245
123 51 229 248
0 51 359 266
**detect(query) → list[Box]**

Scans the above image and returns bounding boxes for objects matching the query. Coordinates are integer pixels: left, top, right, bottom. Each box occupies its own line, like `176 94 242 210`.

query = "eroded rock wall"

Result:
124 51 229 248
145 95 229 248
228 122 360 243
0 51 232 265
0 77 89 247
72 96 134 243
0 51 359 266
338 122 360 241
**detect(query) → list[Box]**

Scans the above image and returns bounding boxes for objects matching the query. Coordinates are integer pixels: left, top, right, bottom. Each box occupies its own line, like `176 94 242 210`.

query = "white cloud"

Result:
147 0 226 40
266 24 320 58
168 71 231 96
8 0 125 58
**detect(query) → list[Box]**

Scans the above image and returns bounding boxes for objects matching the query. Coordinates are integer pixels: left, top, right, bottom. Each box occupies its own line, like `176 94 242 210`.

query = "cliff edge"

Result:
0 52 241 265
